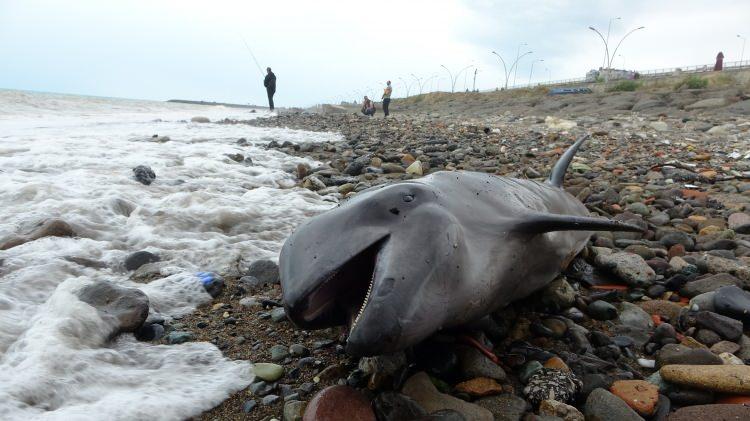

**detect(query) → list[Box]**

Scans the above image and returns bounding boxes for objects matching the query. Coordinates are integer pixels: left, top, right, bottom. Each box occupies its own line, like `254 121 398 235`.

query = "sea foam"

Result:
0 90 340 419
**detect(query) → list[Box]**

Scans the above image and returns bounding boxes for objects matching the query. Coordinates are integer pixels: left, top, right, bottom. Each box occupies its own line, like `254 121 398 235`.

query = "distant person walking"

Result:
714 52 724 71
264 67 276 111
381 81 392 117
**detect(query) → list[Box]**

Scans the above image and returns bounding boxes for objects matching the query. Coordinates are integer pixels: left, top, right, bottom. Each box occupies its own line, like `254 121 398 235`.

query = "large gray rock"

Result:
656 344 723 368
713 285 750 324
618 302 654 330
76 281 149 335
657 231 694 250
1 218 75 250
456 345 507 381
680 273 743 298
728 212 750 234
474 394 529 421
701 255 750 281
402 372 493 421
372 392 426 421
124 251 160 271
595 252 656 287
132 165 156 185
632 99 666 112
725 99 750 115
245 260 280 286
695 311 743 341
584 388 644 421
685 97 728 110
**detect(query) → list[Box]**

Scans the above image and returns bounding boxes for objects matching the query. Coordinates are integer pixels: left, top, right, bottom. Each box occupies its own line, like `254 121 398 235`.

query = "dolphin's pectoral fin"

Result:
512 213 645 234
547 134 590 188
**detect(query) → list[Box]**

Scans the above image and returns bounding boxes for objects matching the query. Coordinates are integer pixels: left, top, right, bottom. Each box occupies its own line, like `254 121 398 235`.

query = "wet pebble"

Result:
587 300 618 320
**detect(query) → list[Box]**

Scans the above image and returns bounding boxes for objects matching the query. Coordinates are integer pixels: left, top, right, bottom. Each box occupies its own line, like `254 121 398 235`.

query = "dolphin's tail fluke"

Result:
547 134 590 188
513 213 645 234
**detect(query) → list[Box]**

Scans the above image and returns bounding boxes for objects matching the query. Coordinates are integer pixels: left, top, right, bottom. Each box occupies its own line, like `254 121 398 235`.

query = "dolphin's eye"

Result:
402 194 414 202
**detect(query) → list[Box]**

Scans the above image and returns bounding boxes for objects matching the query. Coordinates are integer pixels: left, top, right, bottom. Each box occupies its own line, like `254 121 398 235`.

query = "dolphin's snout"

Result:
345 300 403 356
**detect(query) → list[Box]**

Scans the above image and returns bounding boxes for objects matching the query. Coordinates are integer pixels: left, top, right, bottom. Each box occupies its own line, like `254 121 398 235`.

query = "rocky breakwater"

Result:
181 110 750 420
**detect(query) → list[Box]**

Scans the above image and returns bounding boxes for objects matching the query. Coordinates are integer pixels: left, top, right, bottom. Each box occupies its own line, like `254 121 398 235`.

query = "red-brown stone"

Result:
303 385 376 421
610 380 659 416
681 189 708 203
668 244 686 259
453 377 503 397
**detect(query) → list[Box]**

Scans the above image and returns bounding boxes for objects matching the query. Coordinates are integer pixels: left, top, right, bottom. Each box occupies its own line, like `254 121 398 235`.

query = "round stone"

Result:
303 385 376 421
254 362 284 382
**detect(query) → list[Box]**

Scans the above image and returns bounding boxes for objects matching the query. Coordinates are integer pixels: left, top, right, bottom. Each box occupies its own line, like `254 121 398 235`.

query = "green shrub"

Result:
675 75 708 90
684 75 708 89
609 80 640 92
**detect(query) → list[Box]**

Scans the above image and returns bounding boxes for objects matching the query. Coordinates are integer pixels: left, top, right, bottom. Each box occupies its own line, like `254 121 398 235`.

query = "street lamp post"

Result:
441 65 473 92
513 42 528 86
491 51 509 89
509 51 533 88
410 73 423 95
605 17 621 68
472 68 478 91
440 65 453 92
609 26 645 68
463 66 476 91
422 74 437 93
739 34 747 65
589 24 644 79
589 26 609 70
529 59 544 85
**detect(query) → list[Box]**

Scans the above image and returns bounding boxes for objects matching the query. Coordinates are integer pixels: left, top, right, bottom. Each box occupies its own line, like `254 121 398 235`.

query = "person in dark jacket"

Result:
264 67 276 111
361 96 376 116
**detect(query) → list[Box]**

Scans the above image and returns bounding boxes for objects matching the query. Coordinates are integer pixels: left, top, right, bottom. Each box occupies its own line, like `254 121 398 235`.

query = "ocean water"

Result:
0 89 340 420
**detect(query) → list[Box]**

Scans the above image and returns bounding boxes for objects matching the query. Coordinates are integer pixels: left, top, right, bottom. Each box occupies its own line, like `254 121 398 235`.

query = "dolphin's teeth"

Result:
350 270 376 332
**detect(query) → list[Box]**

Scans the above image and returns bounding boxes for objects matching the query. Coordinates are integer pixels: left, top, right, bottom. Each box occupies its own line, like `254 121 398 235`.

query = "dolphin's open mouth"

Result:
292 236 388 332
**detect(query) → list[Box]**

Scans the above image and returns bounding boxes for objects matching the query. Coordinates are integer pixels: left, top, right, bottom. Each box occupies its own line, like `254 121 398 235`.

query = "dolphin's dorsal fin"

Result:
547 134 590 188
513 213 645 234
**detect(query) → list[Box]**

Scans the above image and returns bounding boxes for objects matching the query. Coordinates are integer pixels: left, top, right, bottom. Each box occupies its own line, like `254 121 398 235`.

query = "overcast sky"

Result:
1 0 747 106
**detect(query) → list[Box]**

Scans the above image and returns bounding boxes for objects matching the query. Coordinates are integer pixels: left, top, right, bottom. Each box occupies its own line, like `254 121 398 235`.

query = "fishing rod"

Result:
240 35 265 77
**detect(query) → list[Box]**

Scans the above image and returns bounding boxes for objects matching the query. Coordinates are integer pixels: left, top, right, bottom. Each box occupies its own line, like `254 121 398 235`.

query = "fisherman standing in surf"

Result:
264 67 276 111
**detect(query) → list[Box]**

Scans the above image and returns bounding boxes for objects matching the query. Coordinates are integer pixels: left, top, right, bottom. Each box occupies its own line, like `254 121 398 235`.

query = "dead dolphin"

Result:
279 135 642 356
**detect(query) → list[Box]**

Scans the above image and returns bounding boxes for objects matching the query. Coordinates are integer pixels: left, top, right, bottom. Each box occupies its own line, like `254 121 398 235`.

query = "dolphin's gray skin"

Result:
279 135 642 356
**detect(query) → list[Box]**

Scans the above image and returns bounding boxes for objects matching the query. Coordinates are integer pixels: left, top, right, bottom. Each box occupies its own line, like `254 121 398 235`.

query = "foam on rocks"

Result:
0 90 342 420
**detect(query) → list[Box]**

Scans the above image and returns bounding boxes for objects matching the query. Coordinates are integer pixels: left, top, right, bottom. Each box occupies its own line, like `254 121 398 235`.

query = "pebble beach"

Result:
189 84 750 420
3 83 750 421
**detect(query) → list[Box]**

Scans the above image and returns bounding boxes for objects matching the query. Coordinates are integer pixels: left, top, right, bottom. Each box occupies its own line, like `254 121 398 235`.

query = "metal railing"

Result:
477 59 750 92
